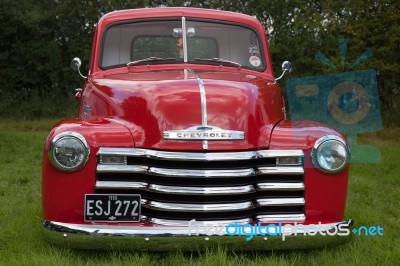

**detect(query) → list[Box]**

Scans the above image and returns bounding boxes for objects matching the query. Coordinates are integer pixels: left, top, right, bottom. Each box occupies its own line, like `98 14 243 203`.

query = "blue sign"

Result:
286 40 382 164
286 69 382 134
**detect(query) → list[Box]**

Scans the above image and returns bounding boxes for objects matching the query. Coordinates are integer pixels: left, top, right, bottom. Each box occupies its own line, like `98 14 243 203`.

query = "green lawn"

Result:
0 120 399 265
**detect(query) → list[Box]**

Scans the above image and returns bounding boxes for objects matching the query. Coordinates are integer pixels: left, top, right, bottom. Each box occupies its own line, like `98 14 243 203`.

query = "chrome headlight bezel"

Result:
48 131 90 172
311 135 350 174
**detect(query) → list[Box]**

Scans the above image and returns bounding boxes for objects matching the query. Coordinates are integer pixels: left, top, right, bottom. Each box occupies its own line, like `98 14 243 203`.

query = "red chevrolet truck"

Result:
42 7 352 249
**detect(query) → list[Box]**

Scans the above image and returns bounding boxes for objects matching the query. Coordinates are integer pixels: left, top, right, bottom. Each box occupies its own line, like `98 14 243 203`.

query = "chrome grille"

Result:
96 148 305 225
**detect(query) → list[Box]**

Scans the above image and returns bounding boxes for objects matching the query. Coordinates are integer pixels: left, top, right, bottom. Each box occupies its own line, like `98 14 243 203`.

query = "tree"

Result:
0 0 398 124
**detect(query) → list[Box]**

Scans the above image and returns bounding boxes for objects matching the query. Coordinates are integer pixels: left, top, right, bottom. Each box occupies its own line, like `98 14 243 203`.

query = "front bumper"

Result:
43 219 353 250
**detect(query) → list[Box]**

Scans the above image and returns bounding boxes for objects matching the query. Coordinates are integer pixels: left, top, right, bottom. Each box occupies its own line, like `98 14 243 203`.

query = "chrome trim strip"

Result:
199 77 207 130
96 165 303 177
182 17 187 62
96 165 256 177
43 220 354 250
150 167 255 177
149 184 254 194
95 181 147 189
188 69 208 150
96 165 148 173
257 182 305 191
95 181 304 194
191 70 207 128
257 198 305 206
256 214 306 222
258 166 304 175
147 201 254 212
148 218 252 226
95 181 254 195
97 148 304 161
96 181 304 194
44 219 352 236
258 150 304 157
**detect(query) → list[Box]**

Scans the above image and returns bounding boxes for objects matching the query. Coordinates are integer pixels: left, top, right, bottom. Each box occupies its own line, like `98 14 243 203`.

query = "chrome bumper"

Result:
43 220 353 250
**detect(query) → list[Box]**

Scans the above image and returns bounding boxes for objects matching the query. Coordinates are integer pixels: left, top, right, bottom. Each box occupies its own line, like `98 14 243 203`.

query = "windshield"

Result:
101 18 265 71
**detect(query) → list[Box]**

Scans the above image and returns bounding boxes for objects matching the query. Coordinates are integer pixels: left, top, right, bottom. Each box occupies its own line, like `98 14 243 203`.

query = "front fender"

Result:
42 118 134 223
270 120 350 223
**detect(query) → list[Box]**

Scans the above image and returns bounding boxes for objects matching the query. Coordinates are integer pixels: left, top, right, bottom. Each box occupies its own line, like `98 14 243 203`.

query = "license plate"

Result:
84 194 141 222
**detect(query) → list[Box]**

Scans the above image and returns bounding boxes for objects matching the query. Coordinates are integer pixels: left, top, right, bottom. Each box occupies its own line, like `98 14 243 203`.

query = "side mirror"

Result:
71 57 87 79
275 60 292 81
282 61 292 73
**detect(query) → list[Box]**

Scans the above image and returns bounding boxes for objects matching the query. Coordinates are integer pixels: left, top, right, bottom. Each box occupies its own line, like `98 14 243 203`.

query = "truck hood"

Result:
84 69 284 150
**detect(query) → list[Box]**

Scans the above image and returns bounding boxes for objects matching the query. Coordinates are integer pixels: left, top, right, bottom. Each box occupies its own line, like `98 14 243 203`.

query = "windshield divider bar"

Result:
182 17 188 63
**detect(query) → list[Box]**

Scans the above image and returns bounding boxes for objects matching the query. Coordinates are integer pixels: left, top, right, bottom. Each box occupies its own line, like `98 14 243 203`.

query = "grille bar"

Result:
148 217 252 226
256 198 305 206
257 183 304 190
146 215 305 226
96 181 147 189
150 168 255 178
97 165 148 174
143 198 304 212
97 148 304 161
256 214 306 223
97 165 303 177
95 181 304 194
147 201 254 212
259 167 304 175
96 181 255 194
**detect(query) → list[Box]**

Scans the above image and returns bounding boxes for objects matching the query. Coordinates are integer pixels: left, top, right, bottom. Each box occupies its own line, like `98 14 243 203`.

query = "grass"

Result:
0 119 399 265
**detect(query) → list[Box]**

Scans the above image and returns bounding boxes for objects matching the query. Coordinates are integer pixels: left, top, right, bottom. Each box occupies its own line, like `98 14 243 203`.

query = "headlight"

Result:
49 132 90 172
312 135 349 173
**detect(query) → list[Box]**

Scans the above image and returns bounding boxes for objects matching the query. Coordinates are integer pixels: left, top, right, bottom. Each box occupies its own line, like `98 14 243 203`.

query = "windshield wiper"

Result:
194 58 241 69
127 57 176 67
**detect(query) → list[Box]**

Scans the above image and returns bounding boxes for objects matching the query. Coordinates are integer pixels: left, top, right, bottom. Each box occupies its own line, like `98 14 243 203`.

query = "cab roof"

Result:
97 7 263 30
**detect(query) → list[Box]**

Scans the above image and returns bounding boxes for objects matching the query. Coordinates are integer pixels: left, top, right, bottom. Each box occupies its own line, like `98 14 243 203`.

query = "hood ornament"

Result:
163 126 245 141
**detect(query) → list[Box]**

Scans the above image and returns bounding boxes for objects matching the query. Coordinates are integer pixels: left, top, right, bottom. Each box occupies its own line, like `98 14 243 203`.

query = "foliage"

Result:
0 0 399 124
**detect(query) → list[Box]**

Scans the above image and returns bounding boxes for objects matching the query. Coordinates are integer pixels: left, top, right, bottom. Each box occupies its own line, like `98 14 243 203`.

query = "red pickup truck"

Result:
42 7 352 250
